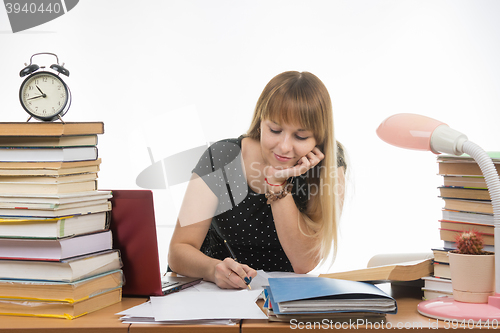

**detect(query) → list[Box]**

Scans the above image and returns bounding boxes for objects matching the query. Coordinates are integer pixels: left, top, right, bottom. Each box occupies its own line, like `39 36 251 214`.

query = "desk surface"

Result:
0 285 475 332
0 297 145 333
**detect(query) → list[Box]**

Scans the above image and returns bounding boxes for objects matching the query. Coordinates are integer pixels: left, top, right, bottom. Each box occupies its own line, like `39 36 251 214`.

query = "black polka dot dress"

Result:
194 136 309 272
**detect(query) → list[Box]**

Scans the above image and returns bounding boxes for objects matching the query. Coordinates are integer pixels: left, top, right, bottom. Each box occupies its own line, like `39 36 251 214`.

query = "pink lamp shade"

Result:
376 113 446 153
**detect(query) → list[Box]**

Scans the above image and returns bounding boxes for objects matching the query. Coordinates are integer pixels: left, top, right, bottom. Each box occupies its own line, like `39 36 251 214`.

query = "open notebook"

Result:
108 190 201 296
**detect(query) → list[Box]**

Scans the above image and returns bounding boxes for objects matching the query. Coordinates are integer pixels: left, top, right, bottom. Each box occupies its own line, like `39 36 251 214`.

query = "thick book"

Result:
422 276 452 293
0 287 121 319
0 135 98 147
437 152 500 176
439 187 490 200
439 220 492 235
442 209 493 225
0 230 113 260
439 163 500 176
440 229 494 246
431 248 450 264
433 262 451 279
0 172 97 184
443 176 486 189
0 159 101 176
319 253 433 283
0 122 104 137
442 198 492 214
0 180 97 194
0 250 121 282
0 269 123 302
0 146 98 162
0 200 111 217
0 198 109 212
423 289 453 301
0 212 109 239
0 190 112 206
267 277 397 315
422 275 453 301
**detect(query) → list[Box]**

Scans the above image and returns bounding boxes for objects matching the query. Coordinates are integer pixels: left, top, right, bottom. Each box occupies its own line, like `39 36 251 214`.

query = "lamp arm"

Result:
462 141 500 294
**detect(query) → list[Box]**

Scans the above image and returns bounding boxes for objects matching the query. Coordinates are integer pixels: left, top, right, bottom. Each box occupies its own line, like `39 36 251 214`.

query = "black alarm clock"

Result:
19 53 72 122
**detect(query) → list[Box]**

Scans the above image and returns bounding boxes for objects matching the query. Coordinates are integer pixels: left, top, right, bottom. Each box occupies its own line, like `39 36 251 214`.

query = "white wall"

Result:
1 0 500 274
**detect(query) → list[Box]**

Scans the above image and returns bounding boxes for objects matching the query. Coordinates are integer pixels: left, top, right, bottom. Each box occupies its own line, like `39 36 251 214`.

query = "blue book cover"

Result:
268 277 397 315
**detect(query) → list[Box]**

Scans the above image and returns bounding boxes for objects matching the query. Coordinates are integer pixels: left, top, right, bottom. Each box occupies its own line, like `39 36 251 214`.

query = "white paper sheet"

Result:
116 270 311 324
117 300 238 325
150 289 267 321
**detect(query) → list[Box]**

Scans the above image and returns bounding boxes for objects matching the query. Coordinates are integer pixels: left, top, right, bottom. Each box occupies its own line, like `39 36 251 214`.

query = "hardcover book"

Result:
0 230 113 260
0 250 121 282
0 122 104 136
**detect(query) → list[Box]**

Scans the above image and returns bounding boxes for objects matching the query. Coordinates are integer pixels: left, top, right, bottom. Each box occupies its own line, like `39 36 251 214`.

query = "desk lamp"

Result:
376 113 500 322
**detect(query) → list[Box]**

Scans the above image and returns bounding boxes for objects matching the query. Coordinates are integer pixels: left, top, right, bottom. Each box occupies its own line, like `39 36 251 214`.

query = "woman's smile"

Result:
273 153 293 163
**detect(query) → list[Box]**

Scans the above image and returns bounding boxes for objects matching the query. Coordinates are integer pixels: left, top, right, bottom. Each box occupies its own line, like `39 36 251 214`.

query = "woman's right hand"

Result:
213 258 257 289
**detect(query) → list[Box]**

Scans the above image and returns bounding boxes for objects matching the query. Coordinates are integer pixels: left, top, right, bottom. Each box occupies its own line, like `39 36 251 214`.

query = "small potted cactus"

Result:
448 230 495 303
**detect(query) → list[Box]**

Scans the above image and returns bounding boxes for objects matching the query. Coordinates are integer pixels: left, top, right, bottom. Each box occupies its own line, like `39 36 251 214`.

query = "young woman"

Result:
168 71 346 289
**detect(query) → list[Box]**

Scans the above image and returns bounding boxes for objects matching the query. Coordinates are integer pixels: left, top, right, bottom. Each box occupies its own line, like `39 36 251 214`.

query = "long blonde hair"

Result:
247 71 344 268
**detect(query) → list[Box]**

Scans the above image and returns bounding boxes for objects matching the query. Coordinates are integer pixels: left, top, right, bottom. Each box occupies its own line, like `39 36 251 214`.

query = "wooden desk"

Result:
0 286 486 332
0 296 239 333
0 297 146 333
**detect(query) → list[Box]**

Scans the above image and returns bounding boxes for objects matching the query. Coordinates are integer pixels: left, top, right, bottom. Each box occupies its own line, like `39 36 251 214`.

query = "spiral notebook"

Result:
108 189 201 296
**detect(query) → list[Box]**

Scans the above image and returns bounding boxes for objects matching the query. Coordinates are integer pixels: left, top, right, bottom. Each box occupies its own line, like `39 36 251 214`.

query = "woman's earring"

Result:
257 127 261 134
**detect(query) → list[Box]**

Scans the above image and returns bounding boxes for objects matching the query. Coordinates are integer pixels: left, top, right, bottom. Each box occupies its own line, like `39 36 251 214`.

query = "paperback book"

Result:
0 230 113 260
0 249 121 282
0 212 110 239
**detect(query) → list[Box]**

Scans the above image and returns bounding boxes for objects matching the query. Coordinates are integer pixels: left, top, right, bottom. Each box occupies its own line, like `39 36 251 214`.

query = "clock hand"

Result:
27 94 45 100
35 86 47 98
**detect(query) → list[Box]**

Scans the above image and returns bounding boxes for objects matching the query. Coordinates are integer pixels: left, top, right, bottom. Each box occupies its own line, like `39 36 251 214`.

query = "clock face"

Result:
19 71 69 121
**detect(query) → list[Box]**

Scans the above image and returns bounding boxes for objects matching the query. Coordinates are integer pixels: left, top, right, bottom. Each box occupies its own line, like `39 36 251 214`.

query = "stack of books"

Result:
437 152 499 251
263 277 397 323
423 152 500 300
0 122 123 319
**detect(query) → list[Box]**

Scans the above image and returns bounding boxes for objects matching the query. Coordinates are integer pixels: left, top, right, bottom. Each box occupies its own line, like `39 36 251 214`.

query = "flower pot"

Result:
448 251 495 303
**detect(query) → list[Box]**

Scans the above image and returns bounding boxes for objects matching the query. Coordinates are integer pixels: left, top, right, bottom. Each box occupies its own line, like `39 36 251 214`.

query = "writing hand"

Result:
267 147 325 182
214 258 257 289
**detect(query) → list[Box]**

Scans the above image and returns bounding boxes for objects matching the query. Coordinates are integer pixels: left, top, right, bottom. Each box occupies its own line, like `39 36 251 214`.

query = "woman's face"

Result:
260 119 317 169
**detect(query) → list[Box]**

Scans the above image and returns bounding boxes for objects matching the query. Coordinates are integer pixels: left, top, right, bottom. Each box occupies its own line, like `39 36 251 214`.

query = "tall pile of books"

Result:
423 152 500 300
0 122 123 319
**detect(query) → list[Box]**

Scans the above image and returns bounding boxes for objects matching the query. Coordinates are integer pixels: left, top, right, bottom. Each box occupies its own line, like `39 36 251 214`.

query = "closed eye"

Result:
269 128 281 134
295 135 308 141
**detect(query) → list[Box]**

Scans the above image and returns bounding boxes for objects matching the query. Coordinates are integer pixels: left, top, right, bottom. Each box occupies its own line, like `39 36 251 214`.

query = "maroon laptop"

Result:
108 190 201 296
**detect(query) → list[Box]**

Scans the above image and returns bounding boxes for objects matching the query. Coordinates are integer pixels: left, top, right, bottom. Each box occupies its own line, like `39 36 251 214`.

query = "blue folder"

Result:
268 277 398 315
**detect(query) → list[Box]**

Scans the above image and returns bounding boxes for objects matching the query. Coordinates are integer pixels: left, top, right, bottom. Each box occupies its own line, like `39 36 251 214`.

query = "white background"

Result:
1 1 500 274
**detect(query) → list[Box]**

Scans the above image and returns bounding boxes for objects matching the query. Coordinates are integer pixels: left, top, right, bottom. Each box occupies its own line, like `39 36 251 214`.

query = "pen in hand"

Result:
224 240 252 289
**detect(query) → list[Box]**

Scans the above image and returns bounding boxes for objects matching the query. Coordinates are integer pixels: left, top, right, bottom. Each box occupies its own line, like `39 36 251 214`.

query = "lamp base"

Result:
418 295 500 323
